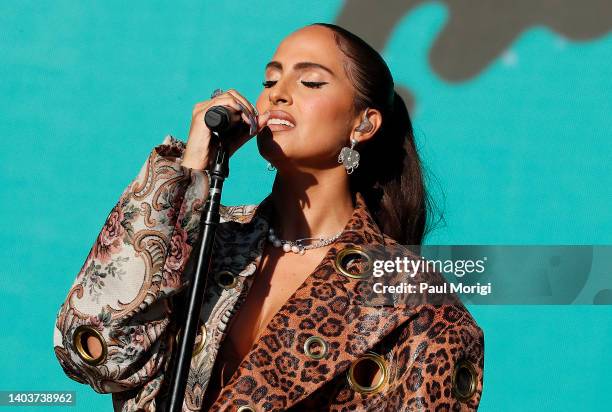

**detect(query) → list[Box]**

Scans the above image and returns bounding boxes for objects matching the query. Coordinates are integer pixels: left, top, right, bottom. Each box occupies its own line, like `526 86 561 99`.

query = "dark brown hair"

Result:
312 23 442 245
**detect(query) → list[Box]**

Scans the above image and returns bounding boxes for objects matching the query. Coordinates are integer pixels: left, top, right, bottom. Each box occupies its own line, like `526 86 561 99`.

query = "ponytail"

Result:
313 23 443 245
352 91 440 245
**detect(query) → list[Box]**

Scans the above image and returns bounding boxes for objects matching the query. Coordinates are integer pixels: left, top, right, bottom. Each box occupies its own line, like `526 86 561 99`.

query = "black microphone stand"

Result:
167 106 235 412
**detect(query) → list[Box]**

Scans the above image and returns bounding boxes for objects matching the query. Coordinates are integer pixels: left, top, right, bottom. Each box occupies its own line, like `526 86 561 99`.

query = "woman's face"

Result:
256 25 359 171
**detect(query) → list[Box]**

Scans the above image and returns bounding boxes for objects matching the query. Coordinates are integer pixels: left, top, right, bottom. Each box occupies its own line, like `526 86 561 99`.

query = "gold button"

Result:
452 360 478 401
303 336 328 360
175 324 207 357
236 405 257 412
72 325 107 366
215 270 238 289
346 352 389 394
334 247 372 279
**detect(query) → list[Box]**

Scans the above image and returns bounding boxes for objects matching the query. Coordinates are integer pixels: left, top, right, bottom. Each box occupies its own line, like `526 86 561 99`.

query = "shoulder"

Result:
361 234 484 403
374 240 484 409
378 298 484 410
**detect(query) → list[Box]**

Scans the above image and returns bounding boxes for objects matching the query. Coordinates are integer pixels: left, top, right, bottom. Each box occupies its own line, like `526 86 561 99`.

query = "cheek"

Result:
255 92 267 113
301 95 344 121
300 95 352 140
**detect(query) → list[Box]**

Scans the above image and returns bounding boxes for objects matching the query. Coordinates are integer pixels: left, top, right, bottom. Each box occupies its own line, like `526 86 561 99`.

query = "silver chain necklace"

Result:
267 227 344 255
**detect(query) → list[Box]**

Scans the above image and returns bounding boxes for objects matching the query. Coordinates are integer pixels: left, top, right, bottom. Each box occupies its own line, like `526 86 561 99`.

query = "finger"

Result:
226 89 256 119
208 96 243 113
231 97 257 134
210 95 253 126
192 101 208 116
257 111 270 132
226 89 254 112
222 90 258 134
209 94 256 134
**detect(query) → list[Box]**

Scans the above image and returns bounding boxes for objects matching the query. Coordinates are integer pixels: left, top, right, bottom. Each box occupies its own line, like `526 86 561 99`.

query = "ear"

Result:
350 108 382 144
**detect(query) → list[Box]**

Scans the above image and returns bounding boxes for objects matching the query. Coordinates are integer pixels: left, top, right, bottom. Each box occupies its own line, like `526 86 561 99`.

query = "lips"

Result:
266 110 296 131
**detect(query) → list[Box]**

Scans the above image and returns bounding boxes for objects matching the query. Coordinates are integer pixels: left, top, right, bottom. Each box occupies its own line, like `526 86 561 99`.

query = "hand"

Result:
182 89 270 170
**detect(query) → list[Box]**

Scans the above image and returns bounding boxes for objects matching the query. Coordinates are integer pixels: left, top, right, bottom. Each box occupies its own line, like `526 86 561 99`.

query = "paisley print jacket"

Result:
54 135 484 411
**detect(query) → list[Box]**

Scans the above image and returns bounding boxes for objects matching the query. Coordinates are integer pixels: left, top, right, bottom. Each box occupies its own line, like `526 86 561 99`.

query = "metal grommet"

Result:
303 336 328 360
215 270 238 289
346 352 389 394
452 360 478 401
236 405 257 412
192 324 207 356
175 324 207 357
73 325 107 366
334 247 372 279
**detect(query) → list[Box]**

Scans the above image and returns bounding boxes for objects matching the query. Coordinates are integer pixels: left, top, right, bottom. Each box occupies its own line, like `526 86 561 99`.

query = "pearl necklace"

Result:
267 227 344 255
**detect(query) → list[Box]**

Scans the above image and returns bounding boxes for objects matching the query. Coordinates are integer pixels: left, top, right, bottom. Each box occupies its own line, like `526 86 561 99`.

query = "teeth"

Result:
267 118 295 127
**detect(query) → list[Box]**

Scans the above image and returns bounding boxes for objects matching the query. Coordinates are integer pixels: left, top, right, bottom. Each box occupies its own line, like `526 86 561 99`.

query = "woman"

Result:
54 23 484 411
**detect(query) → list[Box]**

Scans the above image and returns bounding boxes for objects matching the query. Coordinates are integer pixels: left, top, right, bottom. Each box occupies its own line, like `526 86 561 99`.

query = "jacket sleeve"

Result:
53 135 210 394
386 309 485 411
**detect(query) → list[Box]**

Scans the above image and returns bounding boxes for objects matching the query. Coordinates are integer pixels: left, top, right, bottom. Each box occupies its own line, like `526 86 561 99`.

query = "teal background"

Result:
1 1 611 411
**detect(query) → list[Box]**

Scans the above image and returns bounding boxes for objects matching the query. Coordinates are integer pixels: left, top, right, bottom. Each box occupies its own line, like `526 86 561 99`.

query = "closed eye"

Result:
262 80 328 89
301 81 327 88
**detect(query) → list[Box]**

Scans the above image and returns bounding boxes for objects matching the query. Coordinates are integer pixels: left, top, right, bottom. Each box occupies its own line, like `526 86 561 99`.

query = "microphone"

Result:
204 106 247 134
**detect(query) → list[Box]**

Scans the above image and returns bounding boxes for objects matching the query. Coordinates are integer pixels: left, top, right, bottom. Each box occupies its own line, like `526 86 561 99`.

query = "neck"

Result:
269 169 355 241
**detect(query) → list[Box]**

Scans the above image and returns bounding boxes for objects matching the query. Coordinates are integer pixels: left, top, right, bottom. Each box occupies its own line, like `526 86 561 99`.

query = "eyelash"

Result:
261 80 328 89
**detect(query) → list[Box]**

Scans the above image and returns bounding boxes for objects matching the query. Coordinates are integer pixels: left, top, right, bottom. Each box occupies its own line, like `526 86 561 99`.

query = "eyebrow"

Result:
265 61 335 76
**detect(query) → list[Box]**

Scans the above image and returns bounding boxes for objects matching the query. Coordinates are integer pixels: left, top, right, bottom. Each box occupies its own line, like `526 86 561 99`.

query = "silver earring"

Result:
267 162 276 171
338 137 360 174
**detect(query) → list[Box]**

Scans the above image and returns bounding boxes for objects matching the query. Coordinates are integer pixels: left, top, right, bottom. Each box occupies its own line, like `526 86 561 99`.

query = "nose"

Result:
268 79 292 106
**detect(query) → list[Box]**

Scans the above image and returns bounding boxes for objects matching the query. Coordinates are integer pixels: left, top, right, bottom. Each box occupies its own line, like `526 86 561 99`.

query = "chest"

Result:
218 243 331 376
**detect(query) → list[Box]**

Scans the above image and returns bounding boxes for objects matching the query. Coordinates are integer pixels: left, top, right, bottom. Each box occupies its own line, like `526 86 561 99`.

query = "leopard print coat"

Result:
54 135 484 411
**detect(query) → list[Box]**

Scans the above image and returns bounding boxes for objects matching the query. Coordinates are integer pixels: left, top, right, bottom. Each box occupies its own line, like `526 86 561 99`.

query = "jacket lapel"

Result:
210 193 419 410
